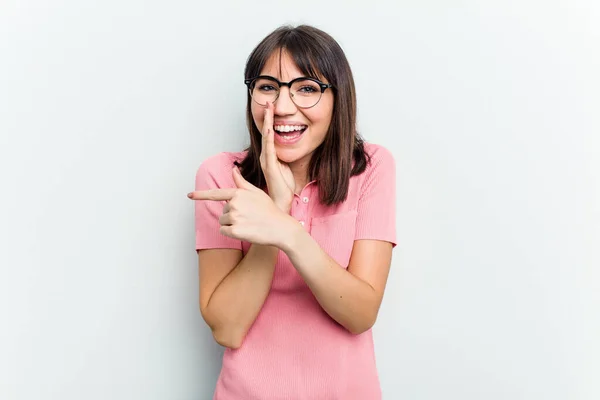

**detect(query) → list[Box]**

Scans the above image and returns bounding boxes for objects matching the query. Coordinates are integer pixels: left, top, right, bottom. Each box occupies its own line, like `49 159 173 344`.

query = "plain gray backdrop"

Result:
1 1 598 399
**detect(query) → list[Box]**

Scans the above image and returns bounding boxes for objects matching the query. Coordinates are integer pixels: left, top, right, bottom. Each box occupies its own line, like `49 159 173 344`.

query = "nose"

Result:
274 86 298 115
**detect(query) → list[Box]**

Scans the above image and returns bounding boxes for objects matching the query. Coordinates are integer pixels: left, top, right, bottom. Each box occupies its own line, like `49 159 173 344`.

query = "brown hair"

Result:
235 24 370 206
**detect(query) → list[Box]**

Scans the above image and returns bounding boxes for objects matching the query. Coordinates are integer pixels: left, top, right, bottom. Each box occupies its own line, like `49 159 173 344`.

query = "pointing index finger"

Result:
187 188 236 201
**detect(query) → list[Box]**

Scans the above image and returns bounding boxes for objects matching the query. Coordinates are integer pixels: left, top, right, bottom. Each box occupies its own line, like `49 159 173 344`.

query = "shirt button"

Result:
302 197 309 203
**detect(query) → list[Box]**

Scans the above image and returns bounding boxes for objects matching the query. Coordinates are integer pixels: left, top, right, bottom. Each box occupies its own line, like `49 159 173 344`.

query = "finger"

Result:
262 101 274 137
264 103 278 171
261 102 275 170
219 225 236 239
222 202 231 214
218 212 233 226
187 188 236 201
232 166 258 191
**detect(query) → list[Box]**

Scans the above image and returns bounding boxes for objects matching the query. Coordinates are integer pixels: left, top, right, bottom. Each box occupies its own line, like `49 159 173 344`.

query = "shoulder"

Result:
198 151 246 172
195 150 247 188
362 142 395 173
346 141 396 201
197 151 247 176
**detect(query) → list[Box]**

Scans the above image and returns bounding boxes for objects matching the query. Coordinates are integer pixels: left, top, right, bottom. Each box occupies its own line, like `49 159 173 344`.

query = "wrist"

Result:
276 204 291 214
273 199 292 214
276 214 305 254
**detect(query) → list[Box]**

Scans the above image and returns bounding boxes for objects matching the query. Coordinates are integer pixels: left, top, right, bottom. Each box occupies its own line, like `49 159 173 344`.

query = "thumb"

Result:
232 166 257 191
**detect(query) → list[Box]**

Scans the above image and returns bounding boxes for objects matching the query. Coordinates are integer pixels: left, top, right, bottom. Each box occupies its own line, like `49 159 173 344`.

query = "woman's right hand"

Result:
260 102 295 213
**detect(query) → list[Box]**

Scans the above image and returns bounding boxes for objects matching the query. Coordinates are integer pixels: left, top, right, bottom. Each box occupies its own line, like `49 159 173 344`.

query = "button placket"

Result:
295 191 310 229
290 195 302 227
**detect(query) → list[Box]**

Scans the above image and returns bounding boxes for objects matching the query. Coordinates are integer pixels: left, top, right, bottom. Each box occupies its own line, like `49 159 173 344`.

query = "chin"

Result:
275 148 308 164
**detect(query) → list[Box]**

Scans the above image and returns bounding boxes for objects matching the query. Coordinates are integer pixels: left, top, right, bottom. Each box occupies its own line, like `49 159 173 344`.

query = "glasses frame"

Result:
244 75 334 109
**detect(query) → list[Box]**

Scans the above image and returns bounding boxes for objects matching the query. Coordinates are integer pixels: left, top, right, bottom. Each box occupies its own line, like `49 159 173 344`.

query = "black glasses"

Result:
244 75 334 109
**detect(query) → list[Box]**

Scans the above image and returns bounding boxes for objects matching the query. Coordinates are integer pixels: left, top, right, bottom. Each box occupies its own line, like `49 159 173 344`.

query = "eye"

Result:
258 84 277 92
297 85 318 93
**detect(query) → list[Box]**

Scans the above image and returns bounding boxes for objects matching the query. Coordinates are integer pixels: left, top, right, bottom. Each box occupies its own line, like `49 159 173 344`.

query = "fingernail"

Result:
187 192 192 198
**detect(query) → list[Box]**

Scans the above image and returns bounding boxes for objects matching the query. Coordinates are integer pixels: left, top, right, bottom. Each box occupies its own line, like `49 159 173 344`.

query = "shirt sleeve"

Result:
354 145 397 247
194 154 243 251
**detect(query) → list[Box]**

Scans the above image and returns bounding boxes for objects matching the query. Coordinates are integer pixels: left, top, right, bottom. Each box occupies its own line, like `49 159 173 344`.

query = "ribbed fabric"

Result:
194 143 396 400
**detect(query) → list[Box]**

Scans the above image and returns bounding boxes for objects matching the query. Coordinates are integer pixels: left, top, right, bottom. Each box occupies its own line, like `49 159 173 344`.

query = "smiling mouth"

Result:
273 125 307 141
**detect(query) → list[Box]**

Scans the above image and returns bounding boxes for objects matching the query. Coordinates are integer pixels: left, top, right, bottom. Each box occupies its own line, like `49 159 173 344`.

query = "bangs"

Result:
245 27 334 85
278 39 327 82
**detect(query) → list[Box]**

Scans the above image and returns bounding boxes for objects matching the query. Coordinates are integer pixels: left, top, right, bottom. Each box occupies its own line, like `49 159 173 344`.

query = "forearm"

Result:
204 244 277 348
282 228 380 334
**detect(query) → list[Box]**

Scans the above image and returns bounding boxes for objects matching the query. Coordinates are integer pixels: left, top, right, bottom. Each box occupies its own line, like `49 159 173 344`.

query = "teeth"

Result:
279 132 301 141
274 125 306 133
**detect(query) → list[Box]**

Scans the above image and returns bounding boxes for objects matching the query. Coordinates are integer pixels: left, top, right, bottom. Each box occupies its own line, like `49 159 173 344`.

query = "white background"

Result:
1 1 598 399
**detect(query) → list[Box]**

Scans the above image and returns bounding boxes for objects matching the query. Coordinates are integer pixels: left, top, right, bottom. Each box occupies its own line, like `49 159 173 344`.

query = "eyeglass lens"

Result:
249 78 323 108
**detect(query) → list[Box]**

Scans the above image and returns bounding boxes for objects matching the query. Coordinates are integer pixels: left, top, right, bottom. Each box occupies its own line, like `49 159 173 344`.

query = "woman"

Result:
188 24 396 400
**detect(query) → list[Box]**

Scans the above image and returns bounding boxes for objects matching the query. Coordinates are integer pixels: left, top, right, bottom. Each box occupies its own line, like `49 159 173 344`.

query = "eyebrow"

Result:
254 74 329 84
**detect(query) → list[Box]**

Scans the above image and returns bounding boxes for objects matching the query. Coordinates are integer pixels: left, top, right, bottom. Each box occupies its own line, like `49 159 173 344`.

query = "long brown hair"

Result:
235 25 370 206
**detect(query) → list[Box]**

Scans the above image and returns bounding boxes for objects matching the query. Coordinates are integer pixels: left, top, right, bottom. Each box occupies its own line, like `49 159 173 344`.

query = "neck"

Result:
289 160 310 194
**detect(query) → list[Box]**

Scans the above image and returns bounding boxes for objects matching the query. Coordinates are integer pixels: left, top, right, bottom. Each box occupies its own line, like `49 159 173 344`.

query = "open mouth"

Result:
273 124 307 142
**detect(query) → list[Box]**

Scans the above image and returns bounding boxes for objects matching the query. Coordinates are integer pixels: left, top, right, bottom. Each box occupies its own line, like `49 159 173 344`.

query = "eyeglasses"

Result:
244 75 334 109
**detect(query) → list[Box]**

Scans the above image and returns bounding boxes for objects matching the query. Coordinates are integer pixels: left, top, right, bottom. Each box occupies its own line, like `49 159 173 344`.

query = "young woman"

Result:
188 24 396 400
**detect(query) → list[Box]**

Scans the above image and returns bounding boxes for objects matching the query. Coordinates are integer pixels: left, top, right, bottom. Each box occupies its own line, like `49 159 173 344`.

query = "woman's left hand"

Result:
189 166 298 248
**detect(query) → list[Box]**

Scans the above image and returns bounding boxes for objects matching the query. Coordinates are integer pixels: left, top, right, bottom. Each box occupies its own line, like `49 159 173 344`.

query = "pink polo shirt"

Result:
194 142 396 400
